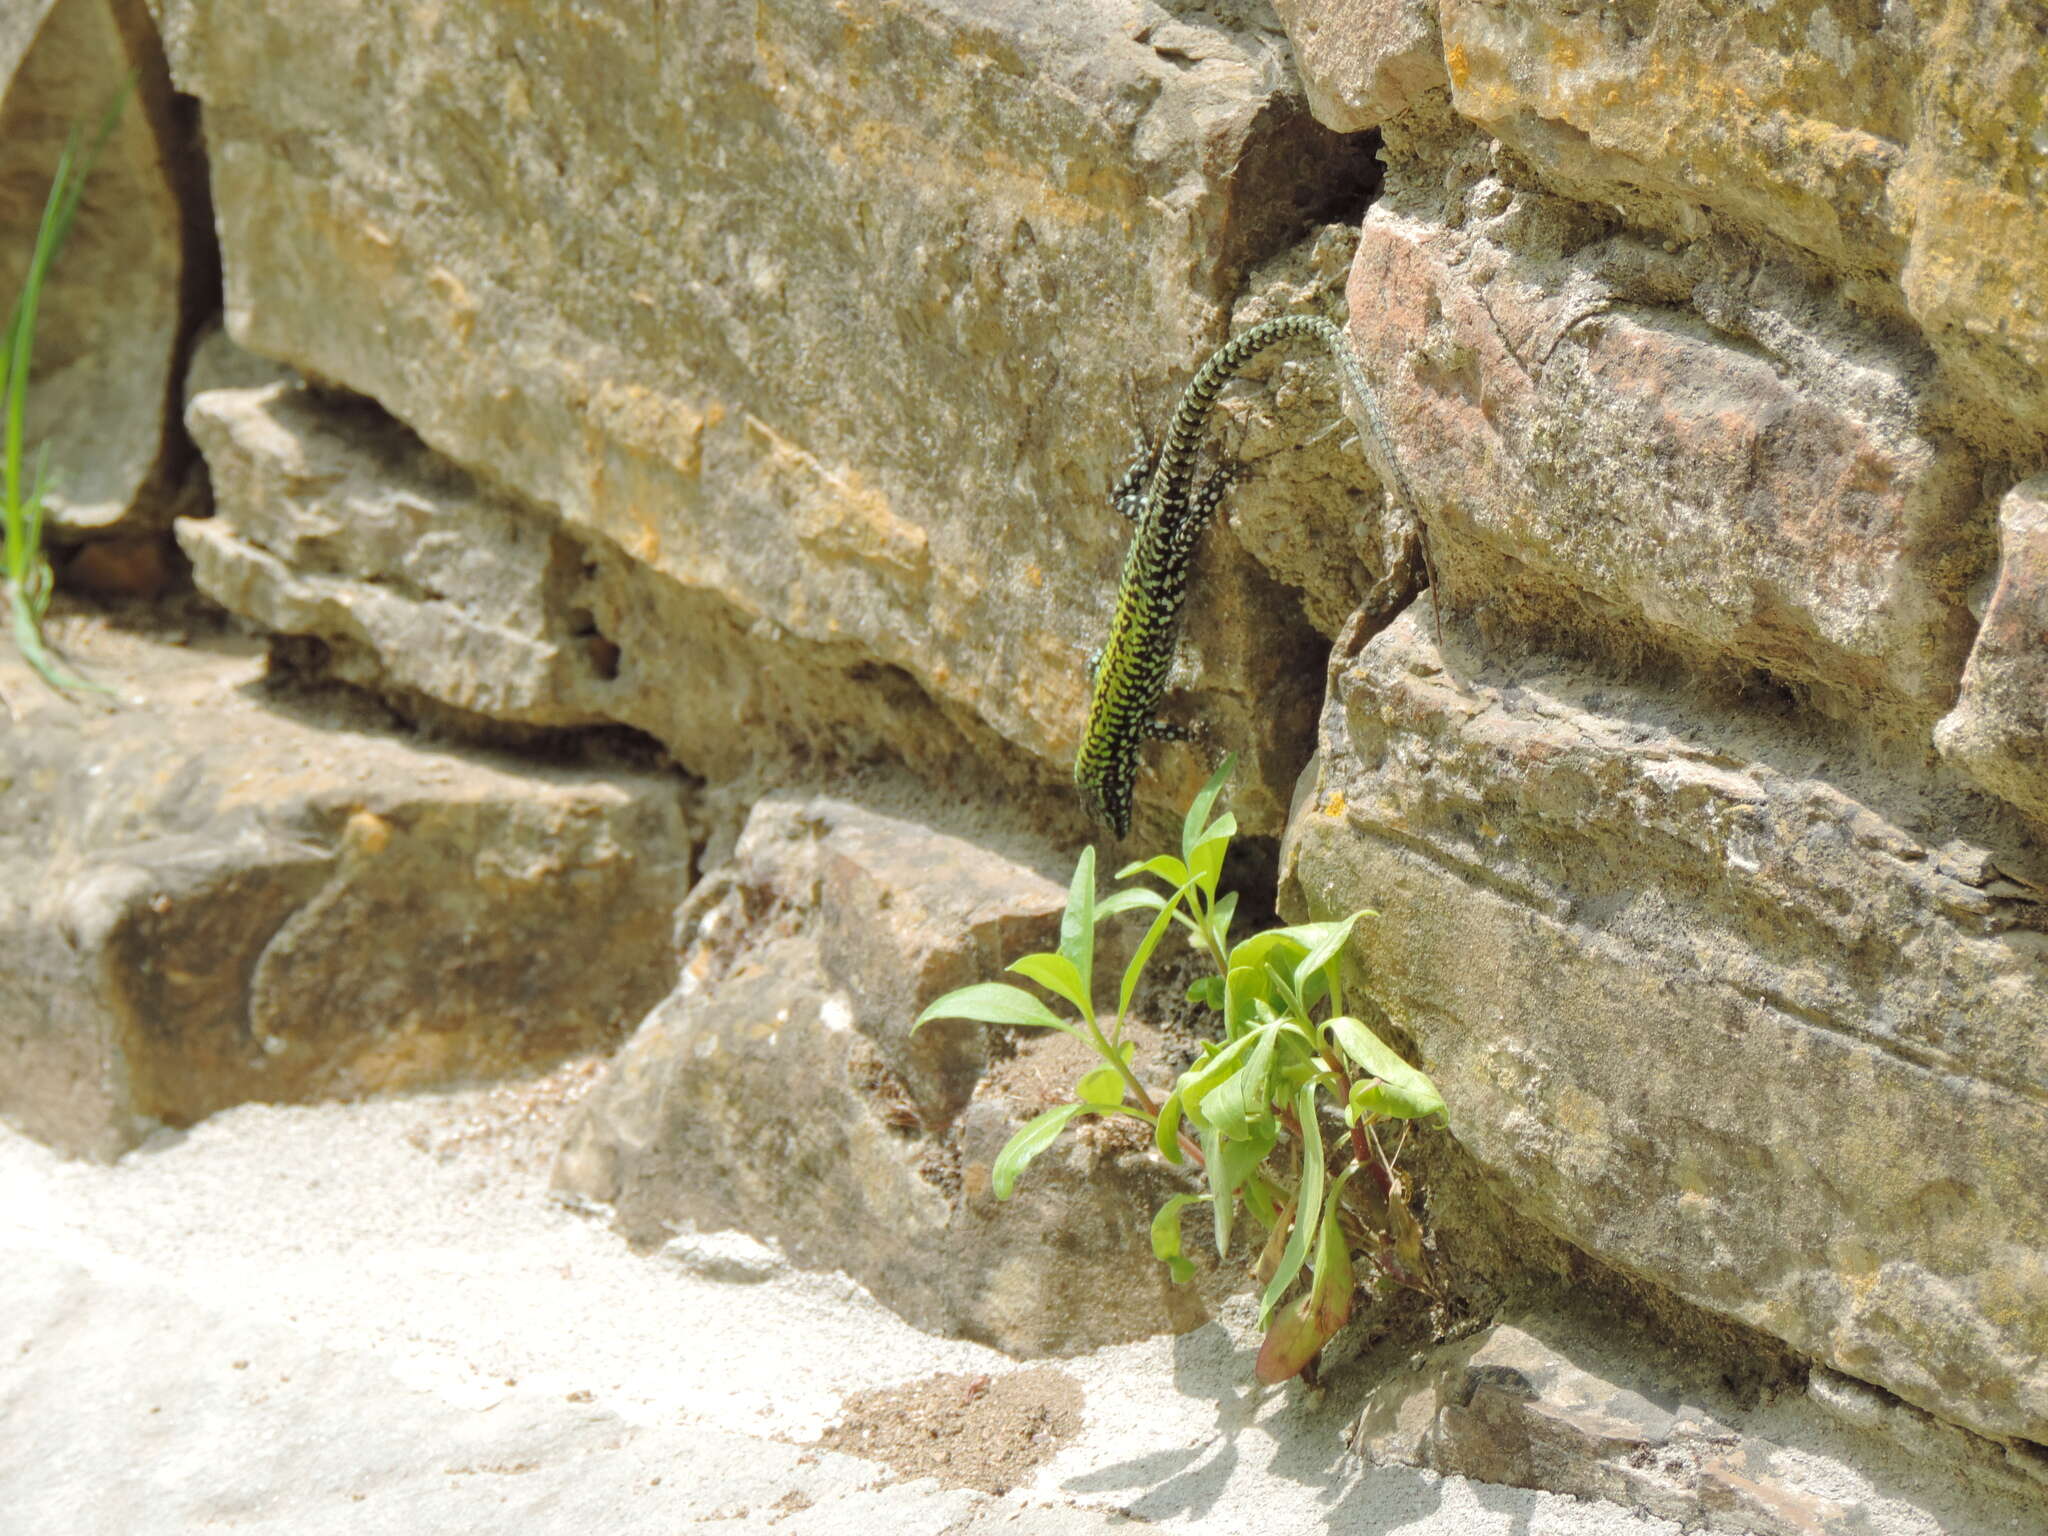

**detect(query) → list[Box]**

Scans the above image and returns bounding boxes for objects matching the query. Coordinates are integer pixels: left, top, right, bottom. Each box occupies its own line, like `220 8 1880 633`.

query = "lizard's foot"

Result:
1145 717 1207 745
1109 430 1157 523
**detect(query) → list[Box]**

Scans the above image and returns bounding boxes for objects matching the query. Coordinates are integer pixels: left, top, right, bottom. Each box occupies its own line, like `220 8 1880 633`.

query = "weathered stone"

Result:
1351 1318 2047 1535
554 791 1226 1355
150 0 1382 840
181 376 621 733
1284 607 2048 1446
1430 0 1916 273
1214 224 1422 642
1 0 207 539
1894 3 2048 433
1270 0 1445 132
1341 138 1983 728
0 625 696 1160
1936 475 2048 828
179 366 1057 795
1273 0 2048 434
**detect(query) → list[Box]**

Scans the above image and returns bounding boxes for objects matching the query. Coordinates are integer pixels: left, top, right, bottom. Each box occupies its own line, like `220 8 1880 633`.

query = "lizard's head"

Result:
1074 757 1132 841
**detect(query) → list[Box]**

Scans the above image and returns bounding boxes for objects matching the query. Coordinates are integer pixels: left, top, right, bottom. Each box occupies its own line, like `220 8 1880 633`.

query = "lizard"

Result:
1073 314 1428 838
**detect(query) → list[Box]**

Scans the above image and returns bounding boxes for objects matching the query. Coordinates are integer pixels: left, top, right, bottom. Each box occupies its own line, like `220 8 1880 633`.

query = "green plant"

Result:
914 756 1448 1383
2 85 130 695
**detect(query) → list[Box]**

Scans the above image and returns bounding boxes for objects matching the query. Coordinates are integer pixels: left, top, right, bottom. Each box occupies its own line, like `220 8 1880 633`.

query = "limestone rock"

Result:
179 366 1054 797
1341 124 1982 729
554 791 1225 1355
1274 0 2048 435
181 376 621 733
0 626 696 1160
0 0 207 539
1283 607 2048 1447
150 0 1383 840
1270 0 1445 132
1936 475 2048 828
1351 1319 2047 1535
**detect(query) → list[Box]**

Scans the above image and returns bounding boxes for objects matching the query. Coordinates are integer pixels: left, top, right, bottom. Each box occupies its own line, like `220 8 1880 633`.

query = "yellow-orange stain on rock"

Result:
343 810 393 859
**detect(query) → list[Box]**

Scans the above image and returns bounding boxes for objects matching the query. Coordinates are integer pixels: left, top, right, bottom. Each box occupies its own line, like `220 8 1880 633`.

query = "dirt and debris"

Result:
814 1367 1084 1495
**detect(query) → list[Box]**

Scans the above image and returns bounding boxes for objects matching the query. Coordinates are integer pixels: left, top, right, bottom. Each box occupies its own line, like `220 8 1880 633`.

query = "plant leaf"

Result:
1254 1291 1323 1385
991 1102 1087 1199
1258 1083 1324 1330
1076 1063 1126 1109
1388 1168 1428 1280
1192 1023 1277 1141
1116 853 1190 889
1205 1119 1276 1258
1311 1168 1358 1338
1223 962 1269 1040
1186 975 1225 1011
1207 890 1239 951
1118 885 1188 1019
1291 910 1374 1000
1154 1086 1186 1162
1181 753 1237 867
1175 1026 1262 1127
1252 1198 1294 1284
1058 847 1097 1016
1225 928 1309 987
1187 815 1236 904
913 982 1079 1039
1007 952 1090 1019
1095 887 1164 921
1329 1017 1446 1124
1150 1193 1211 1284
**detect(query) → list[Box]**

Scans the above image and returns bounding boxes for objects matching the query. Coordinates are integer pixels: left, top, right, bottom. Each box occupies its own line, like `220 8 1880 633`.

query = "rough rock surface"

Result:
0 0 208 541
1241 0 2048 1471
0 620 696 1159
150 0 1390 841
1343 103 1986 730
1279 0 2048 440
1936 474 2048 828
554 790 1230 1356
1350 1318 2047 1536
179 350 1057 792
1284 606 2048 1448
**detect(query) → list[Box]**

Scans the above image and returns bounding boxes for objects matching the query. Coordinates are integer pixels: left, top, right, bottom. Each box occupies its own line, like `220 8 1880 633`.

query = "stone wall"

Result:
1264 0 2048 1457
3 0 2043 1509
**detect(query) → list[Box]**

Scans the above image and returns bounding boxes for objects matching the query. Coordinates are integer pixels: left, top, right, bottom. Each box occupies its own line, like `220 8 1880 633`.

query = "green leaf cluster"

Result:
2 82 131 697
914 755 1450 1384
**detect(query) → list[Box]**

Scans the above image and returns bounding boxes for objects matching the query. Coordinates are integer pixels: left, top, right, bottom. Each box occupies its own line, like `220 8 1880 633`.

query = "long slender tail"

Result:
1157 315 1435 638
1310 316 1443 644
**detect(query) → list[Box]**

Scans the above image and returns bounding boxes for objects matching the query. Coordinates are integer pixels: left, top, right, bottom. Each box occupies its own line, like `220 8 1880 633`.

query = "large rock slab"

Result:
1273 0 2048 437
1283 607 2048 1447
554 791 1227 1355
0 624 695 1159
1 0 208 541
178 358 1061 793
150 0 1385 839
1350 1318 2047 1534
1936 474 2048 829
1336 110 1984 730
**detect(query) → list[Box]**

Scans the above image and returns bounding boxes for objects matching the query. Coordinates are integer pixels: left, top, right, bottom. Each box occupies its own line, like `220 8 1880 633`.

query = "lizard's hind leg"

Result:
1109 431 1158 523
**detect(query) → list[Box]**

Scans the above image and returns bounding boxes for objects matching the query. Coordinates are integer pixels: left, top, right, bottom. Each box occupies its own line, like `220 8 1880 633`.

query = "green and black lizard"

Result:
1073 314 1423 838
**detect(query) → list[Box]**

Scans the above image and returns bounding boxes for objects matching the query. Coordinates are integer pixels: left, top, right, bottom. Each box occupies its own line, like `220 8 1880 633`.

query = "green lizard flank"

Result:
1073 314 1422 838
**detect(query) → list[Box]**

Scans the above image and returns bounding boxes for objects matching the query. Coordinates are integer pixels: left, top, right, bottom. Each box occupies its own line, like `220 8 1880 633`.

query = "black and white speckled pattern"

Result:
1074 315 1415 837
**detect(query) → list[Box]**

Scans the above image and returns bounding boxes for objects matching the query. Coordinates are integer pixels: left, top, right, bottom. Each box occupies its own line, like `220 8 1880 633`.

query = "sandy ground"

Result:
0 1063 1720 1535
